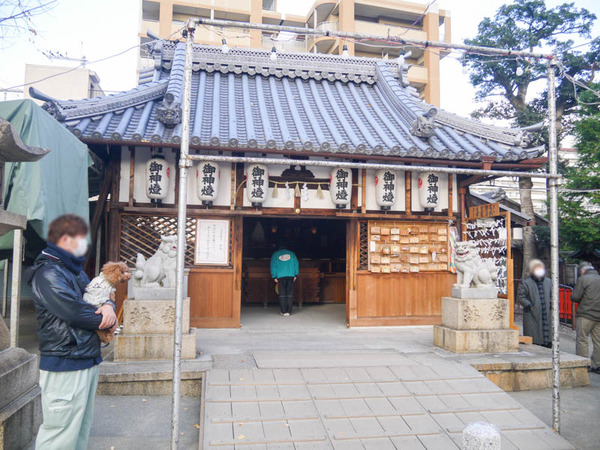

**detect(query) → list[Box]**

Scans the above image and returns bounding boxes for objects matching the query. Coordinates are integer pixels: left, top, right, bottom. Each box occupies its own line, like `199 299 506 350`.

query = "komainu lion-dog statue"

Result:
133 234 178 288
454 241 497 289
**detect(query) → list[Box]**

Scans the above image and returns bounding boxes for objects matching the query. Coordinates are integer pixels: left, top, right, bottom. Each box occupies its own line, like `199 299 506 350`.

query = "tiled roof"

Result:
31 41 544 162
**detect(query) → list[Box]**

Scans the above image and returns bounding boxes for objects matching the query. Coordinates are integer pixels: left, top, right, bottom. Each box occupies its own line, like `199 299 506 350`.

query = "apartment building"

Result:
139 0 451 105
24 64 104 103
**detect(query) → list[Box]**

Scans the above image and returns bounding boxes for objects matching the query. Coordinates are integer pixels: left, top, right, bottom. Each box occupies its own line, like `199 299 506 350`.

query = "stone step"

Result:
0 385 41 450
0 348 38 411
98 359 209 396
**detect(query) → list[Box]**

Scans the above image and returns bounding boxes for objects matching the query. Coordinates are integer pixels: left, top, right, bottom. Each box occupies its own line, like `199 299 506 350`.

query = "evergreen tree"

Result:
462 0 599 276
560 85 600 252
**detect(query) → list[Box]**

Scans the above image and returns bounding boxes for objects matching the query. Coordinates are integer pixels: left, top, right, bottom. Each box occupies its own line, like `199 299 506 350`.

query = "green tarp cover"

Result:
0 100 91 251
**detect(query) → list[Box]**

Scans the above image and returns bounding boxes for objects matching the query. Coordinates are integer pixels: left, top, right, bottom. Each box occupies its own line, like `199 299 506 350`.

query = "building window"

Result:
263 0 275 11
142 0 160 21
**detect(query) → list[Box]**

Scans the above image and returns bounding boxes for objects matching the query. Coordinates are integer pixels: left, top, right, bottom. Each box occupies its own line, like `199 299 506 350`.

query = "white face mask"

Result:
533 267 546 278
71 237 88 258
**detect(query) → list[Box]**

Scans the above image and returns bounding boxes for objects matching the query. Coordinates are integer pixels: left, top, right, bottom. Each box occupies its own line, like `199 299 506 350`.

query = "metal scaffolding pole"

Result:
188 154 561 180
170 19 195 450
547 58 561 433
194 18 553 60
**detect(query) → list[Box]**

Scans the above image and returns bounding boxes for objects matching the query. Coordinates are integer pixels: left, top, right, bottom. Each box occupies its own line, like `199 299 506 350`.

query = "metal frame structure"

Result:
170 18 562 448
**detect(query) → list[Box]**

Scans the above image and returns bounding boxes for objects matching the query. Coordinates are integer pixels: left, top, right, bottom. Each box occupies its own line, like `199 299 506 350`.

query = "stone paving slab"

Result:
201 357 573 450
254 351 416 369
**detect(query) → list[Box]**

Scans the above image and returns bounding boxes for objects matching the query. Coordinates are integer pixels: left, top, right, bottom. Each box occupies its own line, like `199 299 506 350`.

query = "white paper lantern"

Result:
330 167 352 209
145 156 170 201
418 171 441 210
246 164 269 206
375 169 397 210
196 162 220 205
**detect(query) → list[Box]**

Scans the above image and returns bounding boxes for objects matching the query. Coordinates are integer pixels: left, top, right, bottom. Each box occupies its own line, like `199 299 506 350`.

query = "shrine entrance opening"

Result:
241 217 347 324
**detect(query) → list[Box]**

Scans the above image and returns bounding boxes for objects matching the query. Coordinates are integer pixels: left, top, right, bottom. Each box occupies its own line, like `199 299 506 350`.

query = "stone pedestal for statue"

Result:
0 321 42 449
434 289 519 353
114 272 196 361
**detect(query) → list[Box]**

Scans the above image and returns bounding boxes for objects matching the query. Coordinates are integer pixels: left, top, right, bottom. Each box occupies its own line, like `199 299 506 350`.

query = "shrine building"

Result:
31 40 545 328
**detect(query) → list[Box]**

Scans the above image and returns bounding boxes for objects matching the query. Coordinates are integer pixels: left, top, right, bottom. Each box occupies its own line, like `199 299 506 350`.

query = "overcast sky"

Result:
0 0 598 119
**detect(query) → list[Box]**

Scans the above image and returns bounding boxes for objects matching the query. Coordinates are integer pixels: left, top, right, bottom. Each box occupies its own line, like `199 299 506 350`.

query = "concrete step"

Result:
98 359 210 396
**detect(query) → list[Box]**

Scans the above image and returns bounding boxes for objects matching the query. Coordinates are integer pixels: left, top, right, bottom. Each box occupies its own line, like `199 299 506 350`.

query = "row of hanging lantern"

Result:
146 158 441 211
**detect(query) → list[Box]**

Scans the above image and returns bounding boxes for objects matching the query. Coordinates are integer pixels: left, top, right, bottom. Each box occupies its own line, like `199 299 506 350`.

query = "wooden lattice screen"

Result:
359 221 369 270
119 214 197 267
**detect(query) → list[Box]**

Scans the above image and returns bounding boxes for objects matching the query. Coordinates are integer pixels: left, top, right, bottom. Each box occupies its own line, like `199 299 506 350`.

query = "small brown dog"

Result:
83 262 131 344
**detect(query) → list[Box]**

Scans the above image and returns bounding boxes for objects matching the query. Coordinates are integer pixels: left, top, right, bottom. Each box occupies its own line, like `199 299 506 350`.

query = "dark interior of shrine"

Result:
242 218 347 307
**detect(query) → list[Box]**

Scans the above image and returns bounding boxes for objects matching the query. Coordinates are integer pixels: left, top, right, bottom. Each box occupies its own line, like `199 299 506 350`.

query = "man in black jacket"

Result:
572 261 600 374
28 214 117 449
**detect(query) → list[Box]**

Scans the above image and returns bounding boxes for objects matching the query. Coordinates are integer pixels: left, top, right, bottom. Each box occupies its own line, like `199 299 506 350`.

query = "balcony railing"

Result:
263 34 308 52
353 21 427 41
306 21 338 52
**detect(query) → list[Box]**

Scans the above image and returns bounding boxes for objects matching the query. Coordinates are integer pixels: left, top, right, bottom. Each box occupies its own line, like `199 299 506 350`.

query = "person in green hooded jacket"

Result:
270 246 299 316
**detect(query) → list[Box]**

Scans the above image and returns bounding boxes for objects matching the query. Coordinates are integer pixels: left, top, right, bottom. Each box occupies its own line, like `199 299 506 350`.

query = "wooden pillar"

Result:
448 173 453 216
405 171 411 214
351 168 359 211
235 162 244 208
230 163 236 210
128 146 135 207
361 169 366 214
232 216 243 327
459 186 467 240
108 146 121 262
346 219 358 326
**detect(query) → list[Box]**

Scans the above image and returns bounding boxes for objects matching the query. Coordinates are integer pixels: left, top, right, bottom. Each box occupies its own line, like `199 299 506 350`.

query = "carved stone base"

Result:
434 296 519 353
115 297 196 361
433 326 519 353
441 297 510 330
122 298 190 335
451 286 498 299
0 348 42 449
114 333 196 361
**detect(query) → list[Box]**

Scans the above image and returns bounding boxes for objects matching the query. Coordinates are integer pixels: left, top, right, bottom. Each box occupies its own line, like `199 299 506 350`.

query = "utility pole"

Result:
170 18 194 450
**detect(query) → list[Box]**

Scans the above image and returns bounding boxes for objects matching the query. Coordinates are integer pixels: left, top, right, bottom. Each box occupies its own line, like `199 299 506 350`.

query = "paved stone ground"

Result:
8 302 599 449
89 395 201 450
202 353 573 449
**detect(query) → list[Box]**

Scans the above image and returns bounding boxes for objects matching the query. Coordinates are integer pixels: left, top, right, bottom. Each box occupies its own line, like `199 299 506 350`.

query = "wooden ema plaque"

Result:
368 221 450 274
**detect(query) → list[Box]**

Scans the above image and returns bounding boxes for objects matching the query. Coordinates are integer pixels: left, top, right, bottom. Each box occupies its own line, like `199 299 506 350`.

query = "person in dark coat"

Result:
572 261 600 373
517 259 552 347
28 215 118 449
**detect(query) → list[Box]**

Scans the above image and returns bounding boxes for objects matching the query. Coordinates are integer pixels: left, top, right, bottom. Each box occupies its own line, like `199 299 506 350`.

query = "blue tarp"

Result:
0 100 91 250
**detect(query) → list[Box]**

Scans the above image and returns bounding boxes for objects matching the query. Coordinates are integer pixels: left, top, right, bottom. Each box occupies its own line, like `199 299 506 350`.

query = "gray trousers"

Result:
576 316 600 368
36 365 99 450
